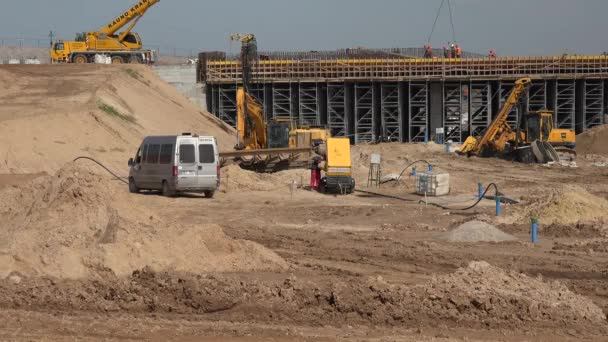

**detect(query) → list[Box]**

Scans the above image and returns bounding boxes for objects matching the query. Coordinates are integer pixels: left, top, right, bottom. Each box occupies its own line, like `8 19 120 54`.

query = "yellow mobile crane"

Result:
458 78 576 163
50 0 159 64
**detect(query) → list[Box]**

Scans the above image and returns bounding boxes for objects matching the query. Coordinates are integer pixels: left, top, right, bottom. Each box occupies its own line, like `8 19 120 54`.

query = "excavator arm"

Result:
459 77 531 156
100 0 160 37
236 88 267 150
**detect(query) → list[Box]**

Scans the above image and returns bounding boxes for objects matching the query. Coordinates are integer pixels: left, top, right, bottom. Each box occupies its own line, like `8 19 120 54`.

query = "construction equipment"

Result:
458 78 576 163
228 33 330 170
317 138 355 194
50 0 159 64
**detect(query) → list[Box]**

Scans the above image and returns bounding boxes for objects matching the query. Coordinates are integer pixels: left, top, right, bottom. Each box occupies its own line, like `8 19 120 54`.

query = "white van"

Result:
128 134 220 198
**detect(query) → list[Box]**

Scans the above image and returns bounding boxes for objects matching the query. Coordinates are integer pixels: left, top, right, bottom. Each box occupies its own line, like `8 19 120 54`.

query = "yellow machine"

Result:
319 137 355 194
458 77 576 163
50 0 159 64
232 33 330 151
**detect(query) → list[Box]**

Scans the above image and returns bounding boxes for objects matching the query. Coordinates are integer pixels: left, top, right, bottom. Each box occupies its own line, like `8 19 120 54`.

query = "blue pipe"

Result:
531 218 538 244
478 183 483 200
495 195 501 216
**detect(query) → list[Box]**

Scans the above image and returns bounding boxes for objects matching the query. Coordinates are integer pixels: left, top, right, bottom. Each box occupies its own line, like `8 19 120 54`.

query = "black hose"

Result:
393 160 431 186
422 183 499 211
355 189 418 202
72 156 129 185
355 183 502 211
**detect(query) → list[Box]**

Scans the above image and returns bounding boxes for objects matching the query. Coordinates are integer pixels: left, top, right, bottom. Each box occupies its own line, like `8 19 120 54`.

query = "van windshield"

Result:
199 144 215 163
179 144 195 163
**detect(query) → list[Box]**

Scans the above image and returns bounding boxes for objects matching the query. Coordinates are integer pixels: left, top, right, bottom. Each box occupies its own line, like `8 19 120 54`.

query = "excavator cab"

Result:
525 110 553 143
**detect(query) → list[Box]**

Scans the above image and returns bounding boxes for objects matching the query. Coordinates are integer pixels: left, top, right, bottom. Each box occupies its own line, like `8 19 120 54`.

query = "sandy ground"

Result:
1 65 608 341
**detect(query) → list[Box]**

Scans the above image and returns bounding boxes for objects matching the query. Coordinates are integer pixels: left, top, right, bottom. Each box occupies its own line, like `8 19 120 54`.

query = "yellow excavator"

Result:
458 77 576 163
50 0 159 64
227 34 330 170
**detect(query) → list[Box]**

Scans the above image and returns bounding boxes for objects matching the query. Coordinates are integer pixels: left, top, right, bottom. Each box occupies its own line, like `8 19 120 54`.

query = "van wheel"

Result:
204 190 215 199
128 178 139 193
161 181 174 197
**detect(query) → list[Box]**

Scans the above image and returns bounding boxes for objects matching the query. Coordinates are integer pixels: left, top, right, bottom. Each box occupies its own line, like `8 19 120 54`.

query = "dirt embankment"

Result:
0 164 286 280
0 261 604 331
577 124 608 155
0 64 234 174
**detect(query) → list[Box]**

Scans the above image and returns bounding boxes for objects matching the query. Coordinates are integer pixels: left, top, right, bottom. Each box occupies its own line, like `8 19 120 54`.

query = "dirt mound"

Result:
531 185 608 225
422 261 606 325
221 164 309 192
0 163 287 279
577 124 608 155
440 220 517 243
0 64 234 174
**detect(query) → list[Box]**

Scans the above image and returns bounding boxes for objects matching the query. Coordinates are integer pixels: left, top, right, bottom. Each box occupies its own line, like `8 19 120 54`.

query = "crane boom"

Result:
100 0 160 36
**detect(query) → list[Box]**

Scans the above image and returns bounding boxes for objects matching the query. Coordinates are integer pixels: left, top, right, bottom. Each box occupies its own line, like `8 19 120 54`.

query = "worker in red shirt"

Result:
455 44 462 58
310 156 322 190
489 49 497 58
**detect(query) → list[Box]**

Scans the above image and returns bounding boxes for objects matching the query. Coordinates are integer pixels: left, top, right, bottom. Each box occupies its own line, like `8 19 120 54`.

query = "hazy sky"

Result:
1 0 606 56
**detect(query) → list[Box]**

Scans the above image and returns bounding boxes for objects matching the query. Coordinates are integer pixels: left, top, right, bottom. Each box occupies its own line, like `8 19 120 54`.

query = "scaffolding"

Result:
582 80 605 130
444 82 464 143
380 83 402 142
298 83 320 126
354 83 375 143
327 83 347 137
554 80 575 129
409 82 429 142
469 81 491 138
272 84 294 120
218 85 237 127
202 55 608 142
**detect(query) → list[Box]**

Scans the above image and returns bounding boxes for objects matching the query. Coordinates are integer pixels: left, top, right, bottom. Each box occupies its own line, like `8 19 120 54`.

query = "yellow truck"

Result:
50 0 159 64
319 137 355 194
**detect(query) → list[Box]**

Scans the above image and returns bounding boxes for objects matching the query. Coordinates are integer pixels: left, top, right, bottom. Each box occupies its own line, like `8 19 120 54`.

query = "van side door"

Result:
197 137 218 189
177 138 198 189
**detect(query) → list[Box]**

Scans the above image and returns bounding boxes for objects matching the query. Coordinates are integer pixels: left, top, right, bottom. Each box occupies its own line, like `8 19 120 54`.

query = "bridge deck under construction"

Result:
198 55 608 143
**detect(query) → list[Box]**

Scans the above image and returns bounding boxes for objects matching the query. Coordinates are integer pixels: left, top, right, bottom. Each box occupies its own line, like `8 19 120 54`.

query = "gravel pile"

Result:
440 220 517 243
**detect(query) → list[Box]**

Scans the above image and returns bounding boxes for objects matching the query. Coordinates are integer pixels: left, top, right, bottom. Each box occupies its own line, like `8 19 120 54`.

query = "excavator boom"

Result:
459 78 531 156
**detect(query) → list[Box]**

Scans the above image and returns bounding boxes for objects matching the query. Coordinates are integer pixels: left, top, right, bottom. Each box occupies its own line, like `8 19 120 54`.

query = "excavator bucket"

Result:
457 136 479 155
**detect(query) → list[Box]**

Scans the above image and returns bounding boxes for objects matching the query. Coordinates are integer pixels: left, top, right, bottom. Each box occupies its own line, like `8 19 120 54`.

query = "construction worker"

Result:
455 44 462 59
450 43 456 59
310 156 322 191
443 46 449 58
489 49 497 58
424 44 433 58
